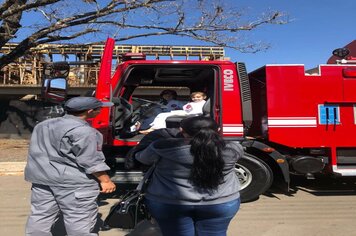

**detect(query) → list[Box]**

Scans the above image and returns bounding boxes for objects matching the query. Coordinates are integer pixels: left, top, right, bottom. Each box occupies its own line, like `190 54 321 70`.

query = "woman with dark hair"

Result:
135 116 242 236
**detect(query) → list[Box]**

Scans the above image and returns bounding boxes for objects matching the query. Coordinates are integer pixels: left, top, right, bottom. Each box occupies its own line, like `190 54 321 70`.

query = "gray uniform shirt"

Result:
135 138 242 205
25 114 110 187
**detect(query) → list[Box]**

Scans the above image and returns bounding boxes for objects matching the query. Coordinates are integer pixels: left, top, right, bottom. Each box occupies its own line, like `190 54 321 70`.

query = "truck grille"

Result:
237 62 251 102
236 62 252 129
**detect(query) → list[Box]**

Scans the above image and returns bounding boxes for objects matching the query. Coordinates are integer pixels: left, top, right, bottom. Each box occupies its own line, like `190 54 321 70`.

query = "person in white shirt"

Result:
140 91 207 134
138 89 185 130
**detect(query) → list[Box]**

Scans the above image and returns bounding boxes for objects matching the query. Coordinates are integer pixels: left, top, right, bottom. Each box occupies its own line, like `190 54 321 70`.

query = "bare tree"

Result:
0 0 288 68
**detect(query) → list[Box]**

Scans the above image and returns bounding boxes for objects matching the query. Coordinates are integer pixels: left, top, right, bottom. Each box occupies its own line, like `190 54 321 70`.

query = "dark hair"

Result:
160 89 177 100
180 116 226 189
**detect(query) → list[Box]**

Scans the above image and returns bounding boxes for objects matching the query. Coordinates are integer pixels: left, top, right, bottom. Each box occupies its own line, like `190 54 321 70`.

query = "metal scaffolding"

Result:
0 42 225 86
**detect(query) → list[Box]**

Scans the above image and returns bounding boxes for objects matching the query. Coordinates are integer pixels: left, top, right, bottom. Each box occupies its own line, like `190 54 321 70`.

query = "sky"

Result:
17 0 356 72
117 0 356 72
228 0 356 72
123 0 356 72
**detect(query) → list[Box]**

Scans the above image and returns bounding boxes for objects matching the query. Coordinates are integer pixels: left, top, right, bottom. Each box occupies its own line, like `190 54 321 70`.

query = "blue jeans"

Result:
145 198 240 236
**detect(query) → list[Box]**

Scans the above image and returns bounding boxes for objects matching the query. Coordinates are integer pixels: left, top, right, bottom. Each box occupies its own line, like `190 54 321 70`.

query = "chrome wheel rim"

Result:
235 163 252 190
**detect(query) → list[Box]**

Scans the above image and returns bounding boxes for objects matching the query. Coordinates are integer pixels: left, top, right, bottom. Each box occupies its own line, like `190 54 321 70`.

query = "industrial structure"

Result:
0 42 224 88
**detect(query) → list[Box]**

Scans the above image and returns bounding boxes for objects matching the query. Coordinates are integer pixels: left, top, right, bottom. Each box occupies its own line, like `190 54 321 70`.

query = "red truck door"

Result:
91 38 115 143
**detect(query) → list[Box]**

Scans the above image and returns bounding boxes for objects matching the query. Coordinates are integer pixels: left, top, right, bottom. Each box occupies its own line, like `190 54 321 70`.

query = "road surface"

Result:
1 175 356 236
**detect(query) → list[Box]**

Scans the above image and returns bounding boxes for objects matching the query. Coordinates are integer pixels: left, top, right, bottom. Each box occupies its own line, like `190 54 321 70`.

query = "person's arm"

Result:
92 171 116 193
65 128 110 174
62 127 115 193
135 142 160 166
228 141 244 161
125 128 180 169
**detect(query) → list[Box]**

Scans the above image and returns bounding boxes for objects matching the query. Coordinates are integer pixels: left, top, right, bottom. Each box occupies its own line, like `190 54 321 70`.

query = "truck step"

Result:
110 171 144 184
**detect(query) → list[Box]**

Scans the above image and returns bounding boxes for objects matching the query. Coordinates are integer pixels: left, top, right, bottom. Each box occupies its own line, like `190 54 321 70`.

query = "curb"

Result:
0 162 26 176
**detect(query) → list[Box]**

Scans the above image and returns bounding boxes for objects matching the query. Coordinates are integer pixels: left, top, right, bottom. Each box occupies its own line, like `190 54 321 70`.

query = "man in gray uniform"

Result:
25 97 116 236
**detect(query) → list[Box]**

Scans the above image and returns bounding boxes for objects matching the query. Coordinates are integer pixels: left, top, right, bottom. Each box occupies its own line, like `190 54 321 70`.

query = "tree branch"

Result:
0 0 61 19
0 0 289 68
0 0 26 48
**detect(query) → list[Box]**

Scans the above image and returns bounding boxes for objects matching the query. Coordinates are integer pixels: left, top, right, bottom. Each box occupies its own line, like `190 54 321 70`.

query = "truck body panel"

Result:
221 64 244 137
249 64 356 176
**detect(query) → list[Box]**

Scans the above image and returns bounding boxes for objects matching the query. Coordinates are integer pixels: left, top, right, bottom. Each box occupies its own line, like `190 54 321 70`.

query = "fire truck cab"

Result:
42 38 356 203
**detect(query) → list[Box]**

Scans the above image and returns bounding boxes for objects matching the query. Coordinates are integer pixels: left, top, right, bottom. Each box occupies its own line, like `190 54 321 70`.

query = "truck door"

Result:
91 38 115 144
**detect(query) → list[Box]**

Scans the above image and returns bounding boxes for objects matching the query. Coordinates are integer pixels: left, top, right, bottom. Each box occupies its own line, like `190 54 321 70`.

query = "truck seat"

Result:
113 97 133 131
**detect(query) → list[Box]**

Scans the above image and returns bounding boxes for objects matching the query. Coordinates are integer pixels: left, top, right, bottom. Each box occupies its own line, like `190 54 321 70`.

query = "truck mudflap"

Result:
241 139 290 185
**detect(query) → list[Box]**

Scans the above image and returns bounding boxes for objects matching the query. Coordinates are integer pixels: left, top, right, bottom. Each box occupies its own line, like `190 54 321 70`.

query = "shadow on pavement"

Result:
262 175 356 200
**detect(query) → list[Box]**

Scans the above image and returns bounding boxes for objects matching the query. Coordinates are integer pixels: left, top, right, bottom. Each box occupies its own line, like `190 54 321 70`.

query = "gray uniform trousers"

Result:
25 183 100 236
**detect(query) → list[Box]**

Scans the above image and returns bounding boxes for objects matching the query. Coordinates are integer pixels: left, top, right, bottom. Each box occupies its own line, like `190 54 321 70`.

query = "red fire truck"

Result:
43 38 356 202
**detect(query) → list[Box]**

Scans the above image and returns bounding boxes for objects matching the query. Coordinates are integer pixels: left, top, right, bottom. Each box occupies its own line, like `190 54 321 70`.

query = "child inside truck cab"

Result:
139 91 207 134
138 89 185 130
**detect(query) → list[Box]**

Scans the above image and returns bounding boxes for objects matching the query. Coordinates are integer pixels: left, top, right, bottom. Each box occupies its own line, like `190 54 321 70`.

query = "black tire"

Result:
236 153 273 203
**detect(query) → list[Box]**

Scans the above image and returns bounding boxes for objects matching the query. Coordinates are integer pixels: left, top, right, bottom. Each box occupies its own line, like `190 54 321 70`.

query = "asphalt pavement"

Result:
1 172 356 236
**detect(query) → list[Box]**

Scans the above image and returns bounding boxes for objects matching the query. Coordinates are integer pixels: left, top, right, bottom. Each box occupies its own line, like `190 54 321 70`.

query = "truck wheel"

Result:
235 153 273 203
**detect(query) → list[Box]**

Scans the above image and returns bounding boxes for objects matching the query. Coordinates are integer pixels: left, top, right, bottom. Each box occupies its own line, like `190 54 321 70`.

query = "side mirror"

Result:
332 48 350 59
41 78 67 104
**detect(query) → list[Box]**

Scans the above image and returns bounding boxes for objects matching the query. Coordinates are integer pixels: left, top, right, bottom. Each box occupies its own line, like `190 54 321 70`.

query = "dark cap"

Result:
64 97 114 112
